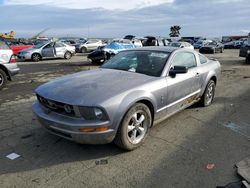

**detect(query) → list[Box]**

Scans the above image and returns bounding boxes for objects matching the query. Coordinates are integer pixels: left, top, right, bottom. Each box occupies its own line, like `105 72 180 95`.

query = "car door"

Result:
54 42 66 57
165 51 201 114
87 40 99 50
41 43 55 58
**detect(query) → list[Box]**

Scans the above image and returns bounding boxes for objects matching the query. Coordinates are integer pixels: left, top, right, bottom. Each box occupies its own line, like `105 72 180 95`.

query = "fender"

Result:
112 90 157 131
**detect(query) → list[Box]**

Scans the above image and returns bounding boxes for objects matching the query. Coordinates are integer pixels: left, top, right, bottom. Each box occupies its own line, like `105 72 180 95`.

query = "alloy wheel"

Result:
205 82 215 105
127 112 148 144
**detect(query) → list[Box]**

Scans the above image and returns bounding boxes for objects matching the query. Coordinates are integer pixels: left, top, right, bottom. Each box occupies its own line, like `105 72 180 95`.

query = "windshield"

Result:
34 42 46 49
208 41 217 45
101 51 170 77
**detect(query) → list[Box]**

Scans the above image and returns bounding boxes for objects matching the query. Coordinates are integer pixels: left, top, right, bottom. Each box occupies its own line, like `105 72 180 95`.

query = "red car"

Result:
10 44 34 55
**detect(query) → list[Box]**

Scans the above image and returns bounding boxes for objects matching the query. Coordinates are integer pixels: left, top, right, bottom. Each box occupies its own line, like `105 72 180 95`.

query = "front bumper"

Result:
17 53 31 60
32 102 116 144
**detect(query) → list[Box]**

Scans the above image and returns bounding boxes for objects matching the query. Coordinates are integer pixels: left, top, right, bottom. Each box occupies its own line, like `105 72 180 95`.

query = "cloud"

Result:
4 0 173 10
1 0 250 38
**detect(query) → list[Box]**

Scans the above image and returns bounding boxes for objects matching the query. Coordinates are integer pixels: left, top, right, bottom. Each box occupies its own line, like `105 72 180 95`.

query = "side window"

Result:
171 52 197 69
54 42 65 47
198 54 207 64
43 43 53 49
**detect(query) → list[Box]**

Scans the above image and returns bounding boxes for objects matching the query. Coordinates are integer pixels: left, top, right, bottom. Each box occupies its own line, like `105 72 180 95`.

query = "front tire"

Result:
200 80 216 107
81 47 87 53
31 53 41 62
0 69 7 90
114 103 152 151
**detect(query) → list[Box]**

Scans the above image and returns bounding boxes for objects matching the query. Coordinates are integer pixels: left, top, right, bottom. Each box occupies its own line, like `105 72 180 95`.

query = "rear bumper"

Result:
4 63 20 78
32 102 116 144
199 48 214 53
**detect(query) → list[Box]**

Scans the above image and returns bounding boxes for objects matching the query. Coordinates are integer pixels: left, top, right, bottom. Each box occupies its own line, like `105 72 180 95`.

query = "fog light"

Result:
79 126 110 132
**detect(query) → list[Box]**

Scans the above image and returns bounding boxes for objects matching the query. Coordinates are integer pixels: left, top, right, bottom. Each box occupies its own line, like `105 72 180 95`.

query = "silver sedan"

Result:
32 47 221 150
18 41 75 62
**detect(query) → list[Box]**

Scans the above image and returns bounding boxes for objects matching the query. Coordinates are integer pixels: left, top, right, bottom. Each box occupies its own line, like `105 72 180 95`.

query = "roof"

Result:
126 46 178 53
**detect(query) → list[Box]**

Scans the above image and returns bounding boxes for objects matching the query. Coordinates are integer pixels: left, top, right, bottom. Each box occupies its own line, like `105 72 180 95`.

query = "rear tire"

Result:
91 60 102 65
31 53 41 62
81 47 87 53
114 103 152 151
0 69 7 90
64 51 72 59
246 55 250 64
200 80 216 107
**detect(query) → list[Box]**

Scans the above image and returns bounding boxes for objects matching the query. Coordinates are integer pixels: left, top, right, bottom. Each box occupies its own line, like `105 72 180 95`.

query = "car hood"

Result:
36 68 155 106
19 48 37 53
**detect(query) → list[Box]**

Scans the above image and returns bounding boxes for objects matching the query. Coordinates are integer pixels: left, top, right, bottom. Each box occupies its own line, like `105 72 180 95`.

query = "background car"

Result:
224 40 243 49
17 41 75 62
6 42 34 55
33 47 221 150
75 39 104 53
193 40 212 49
239 41 250 64
168 42 194 50
199 41 224 54
87 41 136 64
0 41 19 90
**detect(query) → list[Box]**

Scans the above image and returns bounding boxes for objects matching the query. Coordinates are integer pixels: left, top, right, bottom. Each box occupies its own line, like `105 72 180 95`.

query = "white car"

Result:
168 42 194 50
75 39 104 53
0 41 19 90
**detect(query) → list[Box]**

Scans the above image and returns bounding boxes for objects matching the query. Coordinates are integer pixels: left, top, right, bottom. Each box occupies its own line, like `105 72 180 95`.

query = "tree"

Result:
169 25 181 37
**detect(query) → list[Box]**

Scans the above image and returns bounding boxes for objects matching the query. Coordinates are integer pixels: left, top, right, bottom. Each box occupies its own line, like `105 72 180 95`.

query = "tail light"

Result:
10 55 16 63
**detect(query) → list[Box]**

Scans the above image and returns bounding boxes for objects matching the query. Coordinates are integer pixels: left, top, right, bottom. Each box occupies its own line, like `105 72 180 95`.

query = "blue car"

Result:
87 42 136 64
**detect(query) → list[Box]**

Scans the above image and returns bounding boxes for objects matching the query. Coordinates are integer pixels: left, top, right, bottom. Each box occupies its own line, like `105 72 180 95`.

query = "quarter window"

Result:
171 52 197 69
198 54 207 64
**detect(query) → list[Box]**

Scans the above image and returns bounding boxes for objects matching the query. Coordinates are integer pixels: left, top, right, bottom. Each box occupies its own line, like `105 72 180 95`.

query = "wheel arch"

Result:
115 94 157 131
32 53 42 60
0 64 11 81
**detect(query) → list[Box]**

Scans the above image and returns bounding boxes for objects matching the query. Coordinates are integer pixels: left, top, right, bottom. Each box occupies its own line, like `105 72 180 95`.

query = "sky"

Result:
1 0 250 38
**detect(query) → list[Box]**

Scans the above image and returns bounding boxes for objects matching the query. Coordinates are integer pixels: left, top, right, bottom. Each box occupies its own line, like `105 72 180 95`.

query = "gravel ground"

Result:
0 50 249 188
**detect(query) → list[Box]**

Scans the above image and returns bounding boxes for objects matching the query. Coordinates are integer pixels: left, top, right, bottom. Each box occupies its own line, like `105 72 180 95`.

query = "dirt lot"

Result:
0 50 250 188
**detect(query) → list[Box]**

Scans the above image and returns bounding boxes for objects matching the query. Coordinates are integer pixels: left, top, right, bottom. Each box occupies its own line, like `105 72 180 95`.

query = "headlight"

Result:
247 50 250 54
78 106 108 120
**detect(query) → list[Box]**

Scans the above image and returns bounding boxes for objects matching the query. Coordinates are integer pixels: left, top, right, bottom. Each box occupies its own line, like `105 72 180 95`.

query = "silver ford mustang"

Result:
32 47 221 150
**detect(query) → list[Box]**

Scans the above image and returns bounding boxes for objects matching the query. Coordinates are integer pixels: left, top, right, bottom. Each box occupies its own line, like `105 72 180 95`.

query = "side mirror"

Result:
169 66 188 77
181 46 184 48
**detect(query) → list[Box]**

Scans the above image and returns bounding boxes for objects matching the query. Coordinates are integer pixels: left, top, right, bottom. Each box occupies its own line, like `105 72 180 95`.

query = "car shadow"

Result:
0 126 124 175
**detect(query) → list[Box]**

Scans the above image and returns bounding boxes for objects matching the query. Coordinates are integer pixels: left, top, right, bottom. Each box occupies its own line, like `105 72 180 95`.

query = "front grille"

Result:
37 94 75 116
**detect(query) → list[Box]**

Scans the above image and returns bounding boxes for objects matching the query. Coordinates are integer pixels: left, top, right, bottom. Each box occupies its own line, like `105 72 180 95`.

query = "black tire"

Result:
31 53 41 62
81 47 87 53
91 59 102 65
64 51 72 59
0 69 7 90
200 80 216 107
246 55 250 64
114 103 152 151
220 48 223 53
